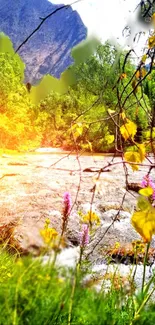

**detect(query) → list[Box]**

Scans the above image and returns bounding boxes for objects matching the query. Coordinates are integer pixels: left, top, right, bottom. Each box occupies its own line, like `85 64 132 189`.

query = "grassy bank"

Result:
0 247 155 325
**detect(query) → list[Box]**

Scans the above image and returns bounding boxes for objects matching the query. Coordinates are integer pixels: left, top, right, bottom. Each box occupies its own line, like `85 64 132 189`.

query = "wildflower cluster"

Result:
40 218 58 246
81 211 101 227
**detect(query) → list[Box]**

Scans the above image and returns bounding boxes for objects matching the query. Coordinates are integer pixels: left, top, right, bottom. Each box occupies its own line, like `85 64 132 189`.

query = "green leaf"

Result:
124 151 140 171
137 196 151 211
105 134 114 144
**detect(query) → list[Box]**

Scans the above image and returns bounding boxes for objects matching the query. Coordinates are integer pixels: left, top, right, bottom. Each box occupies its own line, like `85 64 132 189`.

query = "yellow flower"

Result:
40 226 58 245
114 242 120 249
81 211 100 227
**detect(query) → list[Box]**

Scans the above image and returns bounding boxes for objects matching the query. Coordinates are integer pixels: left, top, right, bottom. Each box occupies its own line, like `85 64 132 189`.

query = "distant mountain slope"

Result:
0 0 87 82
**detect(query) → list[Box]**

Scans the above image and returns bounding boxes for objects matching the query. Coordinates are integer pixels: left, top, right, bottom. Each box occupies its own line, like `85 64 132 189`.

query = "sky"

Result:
50 0 148 57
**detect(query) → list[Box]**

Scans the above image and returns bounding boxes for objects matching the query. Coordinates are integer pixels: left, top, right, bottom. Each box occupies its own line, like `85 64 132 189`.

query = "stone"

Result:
84 212 141 264
84 263 155 296
80 203 101 218
35 148 64 153
43 247 80 269
101 209 131 221
0 151 151 261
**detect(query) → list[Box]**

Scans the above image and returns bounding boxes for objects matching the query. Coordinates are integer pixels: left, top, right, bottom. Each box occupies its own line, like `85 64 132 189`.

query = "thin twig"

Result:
15 0 84 53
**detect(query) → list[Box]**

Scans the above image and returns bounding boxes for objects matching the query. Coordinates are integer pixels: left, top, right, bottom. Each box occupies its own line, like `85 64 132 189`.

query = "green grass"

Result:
0 248 155 325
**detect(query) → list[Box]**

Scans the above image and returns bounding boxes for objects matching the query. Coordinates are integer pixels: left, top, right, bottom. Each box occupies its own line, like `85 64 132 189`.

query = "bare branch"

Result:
15 0 84 53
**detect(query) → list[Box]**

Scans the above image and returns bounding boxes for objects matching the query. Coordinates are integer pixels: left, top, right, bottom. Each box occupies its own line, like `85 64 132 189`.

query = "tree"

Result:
0 50 41 149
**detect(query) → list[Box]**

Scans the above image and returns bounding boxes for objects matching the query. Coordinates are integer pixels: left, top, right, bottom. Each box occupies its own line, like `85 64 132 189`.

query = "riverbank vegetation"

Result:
0 249 154 325
0 1 155 324
0 183 155 325
0 35 154 153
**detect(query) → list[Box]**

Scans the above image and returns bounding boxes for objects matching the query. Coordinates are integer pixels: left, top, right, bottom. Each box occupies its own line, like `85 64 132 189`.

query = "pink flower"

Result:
141 175 149 188
80 224 89 247
61 192 72 235
63 192 72 218
141 175 155 200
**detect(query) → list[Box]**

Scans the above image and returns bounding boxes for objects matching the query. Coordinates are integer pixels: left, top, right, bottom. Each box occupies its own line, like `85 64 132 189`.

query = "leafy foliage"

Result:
132 207 155 242
0 50 40 149
120 120 137 141
0 33 153 153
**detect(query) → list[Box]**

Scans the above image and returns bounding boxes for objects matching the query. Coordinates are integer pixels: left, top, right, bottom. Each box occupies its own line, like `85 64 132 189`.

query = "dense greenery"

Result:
0 36 152 152
0 51 42 150
0 248 155 325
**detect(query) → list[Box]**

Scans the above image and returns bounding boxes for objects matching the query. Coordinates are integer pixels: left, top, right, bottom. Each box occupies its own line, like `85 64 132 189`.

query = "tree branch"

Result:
15 0 84 53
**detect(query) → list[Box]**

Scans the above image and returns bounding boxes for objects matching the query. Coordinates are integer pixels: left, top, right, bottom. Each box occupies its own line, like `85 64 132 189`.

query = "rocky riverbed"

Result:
0 149 154 261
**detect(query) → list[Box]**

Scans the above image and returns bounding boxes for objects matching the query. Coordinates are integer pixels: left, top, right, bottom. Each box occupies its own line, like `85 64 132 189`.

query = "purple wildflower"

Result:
141 175 149 188
61 192 72 235
63 192 72 218
152 187 155 200
141 175 155 200
79 224 89 247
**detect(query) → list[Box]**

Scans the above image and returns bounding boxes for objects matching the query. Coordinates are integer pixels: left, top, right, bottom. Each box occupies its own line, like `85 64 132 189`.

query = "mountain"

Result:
0 0 87 83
